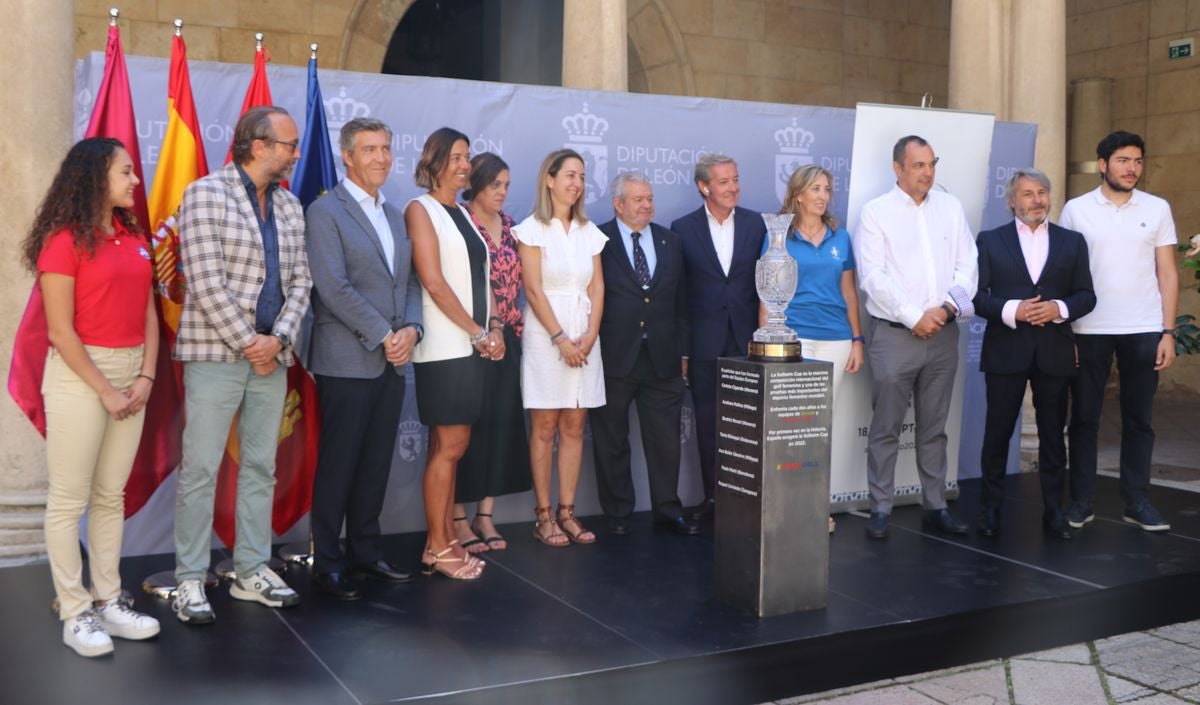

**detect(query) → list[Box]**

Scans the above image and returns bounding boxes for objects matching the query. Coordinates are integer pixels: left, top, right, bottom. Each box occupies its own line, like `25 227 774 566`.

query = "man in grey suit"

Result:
305 117 423 599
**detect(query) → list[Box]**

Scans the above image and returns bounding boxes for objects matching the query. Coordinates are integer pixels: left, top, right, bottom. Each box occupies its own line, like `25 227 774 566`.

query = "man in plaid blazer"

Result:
171 106 312 624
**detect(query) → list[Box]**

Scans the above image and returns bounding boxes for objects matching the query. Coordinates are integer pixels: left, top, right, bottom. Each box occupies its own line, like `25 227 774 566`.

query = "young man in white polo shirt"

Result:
1059 130 1179 532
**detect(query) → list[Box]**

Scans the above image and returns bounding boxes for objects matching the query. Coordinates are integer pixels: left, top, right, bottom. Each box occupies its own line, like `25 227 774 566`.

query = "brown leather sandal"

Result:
556 504 596 544
533 506 569 547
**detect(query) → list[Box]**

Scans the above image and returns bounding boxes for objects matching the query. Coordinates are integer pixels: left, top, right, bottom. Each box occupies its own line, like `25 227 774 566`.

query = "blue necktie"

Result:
631 231 651 288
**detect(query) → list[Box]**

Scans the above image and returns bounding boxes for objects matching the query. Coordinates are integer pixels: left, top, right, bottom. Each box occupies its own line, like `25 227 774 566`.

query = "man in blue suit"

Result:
670 154 765 520
973 168 1095 539
305 118 423 598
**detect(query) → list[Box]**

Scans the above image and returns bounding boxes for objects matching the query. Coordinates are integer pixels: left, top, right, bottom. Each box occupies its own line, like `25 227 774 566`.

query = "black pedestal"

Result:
713 357 834 617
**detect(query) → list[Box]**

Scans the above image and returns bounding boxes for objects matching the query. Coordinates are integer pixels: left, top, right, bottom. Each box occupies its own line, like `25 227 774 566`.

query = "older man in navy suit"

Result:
973 168 1095 539
670 154 765 520
592 172 697 536
305 118 423 599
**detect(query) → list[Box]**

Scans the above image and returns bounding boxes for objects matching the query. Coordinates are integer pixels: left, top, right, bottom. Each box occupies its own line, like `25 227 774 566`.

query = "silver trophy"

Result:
748 213 802 361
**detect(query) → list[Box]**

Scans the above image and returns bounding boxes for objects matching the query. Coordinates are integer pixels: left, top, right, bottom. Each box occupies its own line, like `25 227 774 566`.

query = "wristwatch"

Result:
275 332 292 350
940 303 957 322
1162 328 1177 336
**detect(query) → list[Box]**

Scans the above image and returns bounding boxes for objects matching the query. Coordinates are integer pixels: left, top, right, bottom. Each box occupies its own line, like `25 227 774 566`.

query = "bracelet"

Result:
469 327 489 345
488 315 504 327
489 321 505 332
137 373 155 383
851 336 865 344
550 329 565 344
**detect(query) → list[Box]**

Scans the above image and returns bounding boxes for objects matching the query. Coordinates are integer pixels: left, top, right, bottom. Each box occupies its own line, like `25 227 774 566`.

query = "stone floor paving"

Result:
765 619 1200 705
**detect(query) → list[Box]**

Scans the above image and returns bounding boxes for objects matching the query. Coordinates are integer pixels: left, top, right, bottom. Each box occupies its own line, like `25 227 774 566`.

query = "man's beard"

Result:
1103 170 1137 193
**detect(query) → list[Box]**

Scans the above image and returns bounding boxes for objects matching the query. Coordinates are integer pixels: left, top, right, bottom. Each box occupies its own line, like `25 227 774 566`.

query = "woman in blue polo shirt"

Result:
763 164 864 532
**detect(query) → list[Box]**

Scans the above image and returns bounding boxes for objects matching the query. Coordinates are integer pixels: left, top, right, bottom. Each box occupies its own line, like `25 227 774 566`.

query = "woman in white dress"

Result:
514 149 607 547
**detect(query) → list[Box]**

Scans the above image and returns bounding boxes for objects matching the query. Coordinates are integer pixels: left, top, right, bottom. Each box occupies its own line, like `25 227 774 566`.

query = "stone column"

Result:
0 0 75 565
562 0 628 91
1068 78 1112 200
1011 0 1067 215
948 0 1008 115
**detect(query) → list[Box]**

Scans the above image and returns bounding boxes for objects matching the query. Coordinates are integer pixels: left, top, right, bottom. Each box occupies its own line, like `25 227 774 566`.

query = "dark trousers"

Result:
687 328 744 502
590 343 685 521
311 369 405 573
1068 332 1160 509
980 365 1070 519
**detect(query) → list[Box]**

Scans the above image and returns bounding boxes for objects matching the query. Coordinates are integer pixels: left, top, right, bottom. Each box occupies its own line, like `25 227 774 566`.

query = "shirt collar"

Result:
616 218 647 240
234 162 278 200
704 204 734 226
889 183 927 207
1091 185 1141 207
1014 218 1048 239
342 177 384 208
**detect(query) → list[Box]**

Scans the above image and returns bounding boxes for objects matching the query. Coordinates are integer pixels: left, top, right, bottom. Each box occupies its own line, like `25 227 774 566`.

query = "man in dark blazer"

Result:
669 154 765 520
305 118 423 598
591 171 698 536
973 168 1095 539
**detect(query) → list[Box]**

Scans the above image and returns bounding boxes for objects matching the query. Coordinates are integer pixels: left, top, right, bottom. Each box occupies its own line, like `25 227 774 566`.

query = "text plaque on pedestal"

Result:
714 357 833 617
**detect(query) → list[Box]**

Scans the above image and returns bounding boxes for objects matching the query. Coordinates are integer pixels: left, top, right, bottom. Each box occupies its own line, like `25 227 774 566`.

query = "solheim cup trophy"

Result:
747 213 802 362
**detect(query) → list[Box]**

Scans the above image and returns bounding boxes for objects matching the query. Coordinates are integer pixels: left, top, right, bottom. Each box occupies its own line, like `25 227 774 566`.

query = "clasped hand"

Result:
473 328 506 361
1015 295 1059 326
243 333 282 376
385 327 418 366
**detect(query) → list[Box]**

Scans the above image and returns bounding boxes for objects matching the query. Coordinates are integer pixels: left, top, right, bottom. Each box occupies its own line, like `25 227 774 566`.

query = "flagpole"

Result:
278 41 321 568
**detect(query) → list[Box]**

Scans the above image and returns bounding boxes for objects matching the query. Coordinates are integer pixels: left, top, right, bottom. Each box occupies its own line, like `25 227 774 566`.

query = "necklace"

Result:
797 222 824 243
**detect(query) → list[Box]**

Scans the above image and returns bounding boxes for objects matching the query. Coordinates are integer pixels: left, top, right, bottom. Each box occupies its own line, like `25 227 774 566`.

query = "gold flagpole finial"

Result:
109 8 120 26
255 32 264 51
310 43 318 60
174 18 183 36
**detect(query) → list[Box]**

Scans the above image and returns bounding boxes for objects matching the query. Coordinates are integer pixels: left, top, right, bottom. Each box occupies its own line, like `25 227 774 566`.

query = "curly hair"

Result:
21 137 140 273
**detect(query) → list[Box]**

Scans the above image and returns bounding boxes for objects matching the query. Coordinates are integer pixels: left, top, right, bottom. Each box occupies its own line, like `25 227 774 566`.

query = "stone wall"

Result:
1067 0 1200 394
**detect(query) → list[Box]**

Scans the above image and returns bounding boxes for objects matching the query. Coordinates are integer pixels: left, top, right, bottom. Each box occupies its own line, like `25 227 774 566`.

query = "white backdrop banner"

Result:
72 54 1035 556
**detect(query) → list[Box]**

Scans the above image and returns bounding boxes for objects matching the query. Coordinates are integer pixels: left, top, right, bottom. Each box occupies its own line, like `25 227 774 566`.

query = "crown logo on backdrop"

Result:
775 118 816 154
324 87 371 130
562 103 609 144
398 418 424 436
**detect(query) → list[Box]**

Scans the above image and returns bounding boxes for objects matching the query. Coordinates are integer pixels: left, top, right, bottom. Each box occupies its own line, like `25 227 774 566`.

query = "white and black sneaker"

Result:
63 608 114 658
1123 503 1170 532
229 567 300 608
97 598 161 640
172 578 216 624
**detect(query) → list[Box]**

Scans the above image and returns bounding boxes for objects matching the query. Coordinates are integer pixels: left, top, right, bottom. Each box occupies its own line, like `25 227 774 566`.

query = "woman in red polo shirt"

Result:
21 137 161 657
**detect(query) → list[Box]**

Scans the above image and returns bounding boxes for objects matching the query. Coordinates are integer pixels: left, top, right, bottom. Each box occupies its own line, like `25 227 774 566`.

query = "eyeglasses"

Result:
258 137 299 154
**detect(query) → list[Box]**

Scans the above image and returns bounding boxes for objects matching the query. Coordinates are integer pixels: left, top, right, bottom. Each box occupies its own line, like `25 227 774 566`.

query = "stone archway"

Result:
628 0 696 96
338 0 418 73
337 0 696 96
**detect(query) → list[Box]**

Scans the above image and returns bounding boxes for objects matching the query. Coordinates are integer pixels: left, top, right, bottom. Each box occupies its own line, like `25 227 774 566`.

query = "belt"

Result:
871 316 907 330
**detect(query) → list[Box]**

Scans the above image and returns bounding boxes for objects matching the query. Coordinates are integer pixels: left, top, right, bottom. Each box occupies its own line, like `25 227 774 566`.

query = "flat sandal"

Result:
556 504 596 544
533 506 569 547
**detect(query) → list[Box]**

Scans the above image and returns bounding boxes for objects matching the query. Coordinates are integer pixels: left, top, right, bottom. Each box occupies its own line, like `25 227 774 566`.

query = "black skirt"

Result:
413 352 487 427
456 327 532 502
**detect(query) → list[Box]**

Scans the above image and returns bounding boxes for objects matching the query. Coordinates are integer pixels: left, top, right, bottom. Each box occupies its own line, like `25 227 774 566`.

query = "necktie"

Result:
631 231 651 288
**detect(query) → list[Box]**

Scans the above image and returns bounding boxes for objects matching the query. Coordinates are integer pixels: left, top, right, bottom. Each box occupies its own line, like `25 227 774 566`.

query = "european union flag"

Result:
291 52 339 209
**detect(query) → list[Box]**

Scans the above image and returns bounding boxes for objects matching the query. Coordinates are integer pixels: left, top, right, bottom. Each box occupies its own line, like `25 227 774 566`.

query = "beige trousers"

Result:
42 345 145 620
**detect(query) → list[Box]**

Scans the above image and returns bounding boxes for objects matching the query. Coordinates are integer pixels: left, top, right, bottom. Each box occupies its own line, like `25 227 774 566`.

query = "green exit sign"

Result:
1169 38 1193 60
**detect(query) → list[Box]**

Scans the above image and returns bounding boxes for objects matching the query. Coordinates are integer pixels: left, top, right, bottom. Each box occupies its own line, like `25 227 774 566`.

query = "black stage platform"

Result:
4 474 1200 705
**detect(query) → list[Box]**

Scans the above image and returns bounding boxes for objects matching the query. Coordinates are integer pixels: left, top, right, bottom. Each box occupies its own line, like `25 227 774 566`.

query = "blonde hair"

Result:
531 149 588 225
779 164 837 233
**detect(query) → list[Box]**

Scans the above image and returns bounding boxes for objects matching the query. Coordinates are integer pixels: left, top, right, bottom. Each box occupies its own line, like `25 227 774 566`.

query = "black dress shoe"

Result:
922 508 969 536
606 518 631 535
866 512 889 539
313 571 361 600
977 509 1001 537
351 560 415 583
655 515 702 535
687 499 716 522
1042 515 1074 540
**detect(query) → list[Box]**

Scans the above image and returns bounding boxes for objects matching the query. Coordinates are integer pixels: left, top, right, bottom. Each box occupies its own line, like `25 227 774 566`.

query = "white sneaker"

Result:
63 608 114 658
172 578 215 624
97 598 160 640
229 566 300 608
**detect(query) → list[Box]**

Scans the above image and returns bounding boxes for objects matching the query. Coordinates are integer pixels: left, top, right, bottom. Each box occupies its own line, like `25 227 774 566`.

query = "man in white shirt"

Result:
972 169 1095 540
304 117 423 598
1060 130 1179 533
855 135 978 539
670 155 766 521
